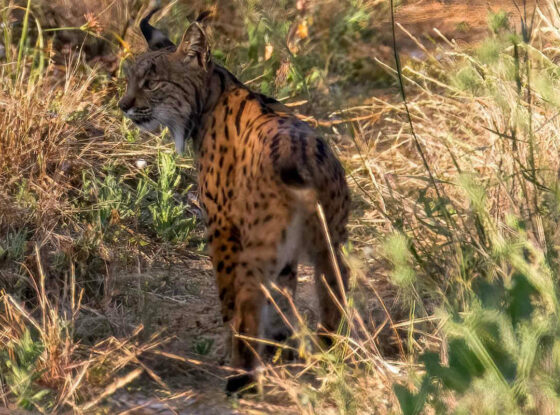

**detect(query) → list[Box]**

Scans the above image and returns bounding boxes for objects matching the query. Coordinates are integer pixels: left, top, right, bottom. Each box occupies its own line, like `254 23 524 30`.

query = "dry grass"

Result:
0 246 167 413
3 0 560 413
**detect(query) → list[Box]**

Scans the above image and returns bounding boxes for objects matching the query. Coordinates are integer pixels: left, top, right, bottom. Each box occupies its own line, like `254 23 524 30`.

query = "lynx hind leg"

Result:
262 261 298 359
314 248 349 336
226 228 299 392
226 257 274 394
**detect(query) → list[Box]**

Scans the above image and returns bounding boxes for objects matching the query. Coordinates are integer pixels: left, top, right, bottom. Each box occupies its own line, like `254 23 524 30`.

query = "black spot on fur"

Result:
216 70 226 93
236 99 247 135
270 133 282 163
228 226 241 244
204 191 217 203
316 138 327 164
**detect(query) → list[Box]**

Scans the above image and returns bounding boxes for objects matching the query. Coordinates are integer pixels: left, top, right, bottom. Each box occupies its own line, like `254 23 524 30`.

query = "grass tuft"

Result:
5 0 560 413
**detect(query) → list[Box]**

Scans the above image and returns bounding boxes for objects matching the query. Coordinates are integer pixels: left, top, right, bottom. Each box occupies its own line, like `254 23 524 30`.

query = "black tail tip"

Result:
196 10 213 23
280 166 307 187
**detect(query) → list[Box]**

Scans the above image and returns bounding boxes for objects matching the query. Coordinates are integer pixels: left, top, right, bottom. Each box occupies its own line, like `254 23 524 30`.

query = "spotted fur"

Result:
119 10 350 394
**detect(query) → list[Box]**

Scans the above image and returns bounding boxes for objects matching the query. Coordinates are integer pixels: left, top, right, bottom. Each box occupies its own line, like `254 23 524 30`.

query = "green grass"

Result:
380 5 560 414
4 0 560 413
0 329 50 411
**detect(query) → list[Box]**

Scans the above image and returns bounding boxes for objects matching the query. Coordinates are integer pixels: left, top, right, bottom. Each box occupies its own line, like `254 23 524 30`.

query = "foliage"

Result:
225 0 385 99
80 152 195 244
385 5 560 413
5 0 560 413
395 215 560 413
0 329 50 410
0 228 29 262
146 152 196 243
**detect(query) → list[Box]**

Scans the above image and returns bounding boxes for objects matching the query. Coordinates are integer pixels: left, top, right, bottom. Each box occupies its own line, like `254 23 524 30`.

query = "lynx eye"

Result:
142 79 158 91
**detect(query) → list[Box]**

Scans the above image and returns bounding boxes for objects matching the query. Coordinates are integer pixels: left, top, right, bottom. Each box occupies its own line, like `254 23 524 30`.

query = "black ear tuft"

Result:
195 10 213 24
140 8 176 51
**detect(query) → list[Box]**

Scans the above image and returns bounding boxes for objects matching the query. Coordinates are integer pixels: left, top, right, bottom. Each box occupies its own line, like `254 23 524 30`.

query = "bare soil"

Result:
96 260 320 414
396 0 536 44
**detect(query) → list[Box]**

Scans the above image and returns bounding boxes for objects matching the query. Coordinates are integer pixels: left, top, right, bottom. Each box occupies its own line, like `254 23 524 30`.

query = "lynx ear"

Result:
175 12 212 66
140 8 176 51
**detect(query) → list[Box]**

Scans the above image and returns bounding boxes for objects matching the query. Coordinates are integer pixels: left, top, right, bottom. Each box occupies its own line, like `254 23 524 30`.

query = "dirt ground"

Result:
98 1 538 413
394 0 537 53
93 256 325 414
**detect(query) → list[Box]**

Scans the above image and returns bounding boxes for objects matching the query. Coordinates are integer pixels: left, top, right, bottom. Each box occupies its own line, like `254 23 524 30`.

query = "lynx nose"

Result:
118 96 135 112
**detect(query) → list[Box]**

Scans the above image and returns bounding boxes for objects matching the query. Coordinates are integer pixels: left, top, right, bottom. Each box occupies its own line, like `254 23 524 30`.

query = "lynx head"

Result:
118 9 212 152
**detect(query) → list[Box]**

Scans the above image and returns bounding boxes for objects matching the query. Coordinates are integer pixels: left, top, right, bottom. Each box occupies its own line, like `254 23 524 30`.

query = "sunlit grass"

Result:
4 0 560 413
